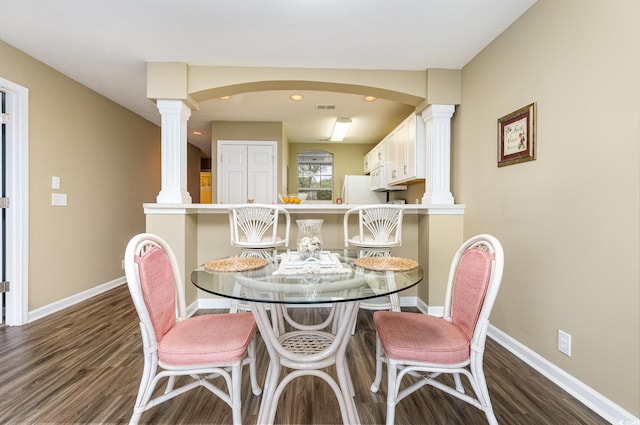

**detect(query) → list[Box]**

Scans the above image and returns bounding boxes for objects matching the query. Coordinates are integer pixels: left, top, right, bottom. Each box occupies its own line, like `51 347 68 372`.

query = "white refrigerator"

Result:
342 175 387 204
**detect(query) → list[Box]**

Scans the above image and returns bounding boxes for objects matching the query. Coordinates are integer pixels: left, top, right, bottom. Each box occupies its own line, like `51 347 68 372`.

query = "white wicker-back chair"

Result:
124 233 261 424
343 204 404 255
343 205 405 329
228 204 291 313
370 234 505 425
229 204 290 257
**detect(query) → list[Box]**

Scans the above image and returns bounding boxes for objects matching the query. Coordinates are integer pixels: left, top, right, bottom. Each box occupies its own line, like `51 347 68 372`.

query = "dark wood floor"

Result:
0 285 608 424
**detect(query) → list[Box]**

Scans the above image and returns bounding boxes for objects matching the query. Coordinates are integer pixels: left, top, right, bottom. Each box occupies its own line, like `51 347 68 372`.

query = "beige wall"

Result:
287 142 375 200
453 0 639 415
0 39 161 310
210 121 284 202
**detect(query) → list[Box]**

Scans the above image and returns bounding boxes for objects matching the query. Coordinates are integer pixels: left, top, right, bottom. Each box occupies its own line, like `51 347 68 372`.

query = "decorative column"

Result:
421 104 455 205
156 99 193 204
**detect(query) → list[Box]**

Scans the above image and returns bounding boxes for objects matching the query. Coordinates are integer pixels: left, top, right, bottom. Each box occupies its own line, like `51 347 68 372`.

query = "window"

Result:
297 150 333 201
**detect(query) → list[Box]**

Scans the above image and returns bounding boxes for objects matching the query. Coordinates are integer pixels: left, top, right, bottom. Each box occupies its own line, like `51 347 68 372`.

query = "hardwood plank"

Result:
0 285 608 424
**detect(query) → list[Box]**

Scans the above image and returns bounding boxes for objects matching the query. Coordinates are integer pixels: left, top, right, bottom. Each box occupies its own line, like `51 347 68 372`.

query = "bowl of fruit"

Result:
279 193 308 204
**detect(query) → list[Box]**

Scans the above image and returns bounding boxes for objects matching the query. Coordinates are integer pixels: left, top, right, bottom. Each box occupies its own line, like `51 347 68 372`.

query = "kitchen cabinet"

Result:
385 113 425 184
364 139 386 174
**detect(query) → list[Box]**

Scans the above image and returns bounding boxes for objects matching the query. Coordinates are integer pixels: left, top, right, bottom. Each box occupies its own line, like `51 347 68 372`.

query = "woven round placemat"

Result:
204 257 268 272
353 256 419 271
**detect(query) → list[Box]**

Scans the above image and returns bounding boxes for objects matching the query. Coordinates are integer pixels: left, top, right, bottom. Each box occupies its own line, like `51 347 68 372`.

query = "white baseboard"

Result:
488 325 639 425
29 276 126 323
400 295 416 308
197 298 232 310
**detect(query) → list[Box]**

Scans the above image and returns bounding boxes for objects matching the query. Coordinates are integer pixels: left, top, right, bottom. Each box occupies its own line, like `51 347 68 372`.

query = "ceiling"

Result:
0 0 536 157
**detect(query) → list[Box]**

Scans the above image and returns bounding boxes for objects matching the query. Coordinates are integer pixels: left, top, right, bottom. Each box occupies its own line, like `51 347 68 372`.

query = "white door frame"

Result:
1 77 29 326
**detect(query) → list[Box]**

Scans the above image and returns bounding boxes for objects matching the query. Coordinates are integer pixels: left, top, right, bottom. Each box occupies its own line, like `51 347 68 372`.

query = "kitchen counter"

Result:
144 202 465 215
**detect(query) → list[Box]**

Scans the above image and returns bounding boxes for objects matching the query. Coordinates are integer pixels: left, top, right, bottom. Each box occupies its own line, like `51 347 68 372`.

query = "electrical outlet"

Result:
558 330 572 356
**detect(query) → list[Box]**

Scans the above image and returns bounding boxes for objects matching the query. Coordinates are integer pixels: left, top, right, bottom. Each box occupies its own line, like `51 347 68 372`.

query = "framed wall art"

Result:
497 103 536 167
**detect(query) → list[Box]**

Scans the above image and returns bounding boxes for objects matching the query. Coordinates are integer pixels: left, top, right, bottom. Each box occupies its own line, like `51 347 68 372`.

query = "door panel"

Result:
248 145 275 204
219 144 247 203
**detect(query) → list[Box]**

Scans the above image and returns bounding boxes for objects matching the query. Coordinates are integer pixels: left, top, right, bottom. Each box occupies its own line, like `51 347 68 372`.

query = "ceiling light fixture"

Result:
290 94 304 101
192 131 203 136
219 95 231 100
363 96 377 102
330 118 352 142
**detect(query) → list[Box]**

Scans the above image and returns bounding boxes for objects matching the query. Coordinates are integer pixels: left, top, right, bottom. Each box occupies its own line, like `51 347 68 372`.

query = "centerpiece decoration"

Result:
296 219 323 260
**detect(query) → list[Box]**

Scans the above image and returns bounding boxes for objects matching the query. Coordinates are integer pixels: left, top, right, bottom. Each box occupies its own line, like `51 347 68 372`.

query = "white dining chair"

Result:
229 204 291 259
370 234 505 425
228 204 291 313
343 204 405 330
123 233 261 424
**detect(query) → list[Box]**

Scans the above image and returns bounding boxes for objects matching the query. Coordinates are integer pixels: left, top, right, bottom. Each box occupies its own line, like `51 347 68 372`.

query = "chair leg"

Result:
385 359 398 425
231 363 242 425
129 410 143 425
370 333 384 392
472 360 498 425
130 354 158 425
248 338 262 396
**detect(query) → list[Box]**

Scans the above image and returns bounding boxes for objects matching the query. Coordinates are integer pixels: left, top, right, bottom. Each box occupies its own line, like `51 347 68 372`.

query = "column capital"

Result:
156 99 193 119
421 104 455 122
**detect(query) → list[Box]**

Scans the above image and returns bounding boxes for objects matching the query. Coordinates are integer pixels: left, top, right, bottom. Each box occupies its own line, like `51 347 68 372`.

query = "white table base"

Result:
248 300 361 425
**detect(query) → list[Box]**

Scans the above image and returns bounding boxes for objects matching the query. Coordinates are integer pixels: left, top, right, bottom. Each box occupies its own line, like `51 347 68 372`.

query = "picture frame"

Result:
497 103 536 167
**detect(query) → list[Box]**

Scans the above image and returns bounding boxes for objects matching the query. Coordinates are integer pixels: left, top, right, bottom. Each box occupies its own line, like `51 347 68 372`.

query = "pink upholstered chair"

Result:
370 234 504 425
123 233 261 425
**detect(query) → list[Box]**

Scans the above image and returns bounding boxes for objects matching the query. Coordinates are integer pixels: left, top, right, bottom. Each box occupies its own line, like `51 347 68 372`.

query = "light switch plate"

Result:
51 193 67 206
52 176 60 190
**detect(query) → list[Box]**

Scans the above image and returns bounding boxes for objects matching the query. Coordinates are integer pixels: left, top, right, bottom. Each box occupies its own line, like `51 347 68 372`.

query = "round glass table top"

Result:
190 250 424 304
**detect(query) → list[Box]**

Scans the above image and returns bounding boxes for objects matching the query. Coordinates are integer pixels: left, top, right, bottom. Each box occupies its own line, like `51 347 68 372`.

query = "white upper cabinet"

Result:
364 139 387 174
383 113 425 184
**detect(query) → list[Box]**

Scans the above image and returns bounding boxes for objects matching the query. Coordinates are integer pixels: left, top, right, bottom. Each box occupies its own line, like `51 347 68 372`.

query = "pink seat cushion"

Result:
374 311 469 364
158 312 256 366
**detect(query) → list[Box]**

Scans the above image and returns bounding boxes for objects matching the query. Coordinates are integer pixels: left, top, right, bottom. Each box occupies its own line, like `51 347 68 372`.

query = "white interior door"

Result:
219 144 247 204
0 77 29 326
1 90 6 325
247 144 275 204
218 141 276 204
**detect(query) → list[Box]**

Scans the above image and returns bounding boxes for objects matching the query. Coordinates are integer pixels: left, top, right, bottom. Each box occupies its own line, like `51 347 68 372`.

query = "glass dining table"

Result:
190 249 423 425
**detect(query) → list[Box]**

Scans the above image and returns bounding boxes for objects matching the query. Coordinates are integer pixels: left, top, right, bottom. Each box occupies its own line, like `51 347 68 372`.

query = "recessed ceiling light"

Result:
192 131 203 135
290 94 304 101
363 96 377 102
219 95 231 100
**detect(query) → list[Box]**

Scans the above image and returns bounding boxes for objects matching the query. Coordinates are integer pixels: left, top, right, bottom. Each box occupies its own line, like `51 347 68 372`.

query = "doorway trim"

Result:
1 77 29 326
